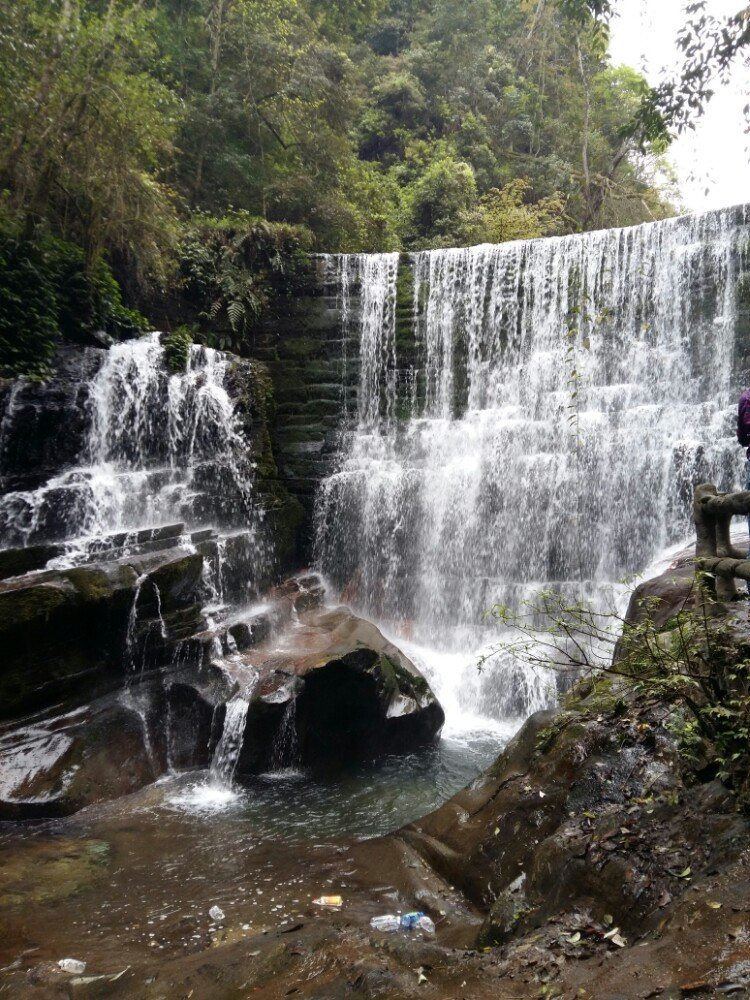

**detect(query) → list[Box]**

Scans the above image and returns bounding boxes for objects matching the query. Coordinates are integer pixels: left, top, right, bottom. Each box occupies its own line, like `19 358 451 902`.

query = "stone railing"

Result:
694 482 750 599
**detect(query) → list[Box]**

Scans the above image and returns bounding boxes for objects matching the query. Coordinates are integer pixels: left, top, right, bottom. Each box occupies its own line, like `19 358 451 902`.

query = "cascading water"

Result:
316 207 749 721
0 333 259 561
211 690 254 787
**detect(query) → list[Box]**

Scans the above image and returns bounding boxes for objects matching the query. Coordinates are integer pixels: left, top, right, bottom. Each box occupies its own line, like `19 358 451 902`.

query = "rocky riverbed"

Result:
4 679 750 998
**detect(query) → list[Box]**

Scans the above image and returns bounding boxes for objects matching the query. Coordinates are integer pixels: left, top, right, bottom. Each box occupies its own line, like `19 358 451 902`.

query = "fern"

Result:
226 300 245 331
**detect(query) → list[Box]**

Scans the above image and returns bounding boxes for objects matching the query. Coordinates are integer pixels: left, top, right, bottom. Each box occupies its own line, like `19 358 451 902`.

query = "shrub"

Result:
0 233 148 379
162 326 194 373
486 579 750 807
177 214 312 353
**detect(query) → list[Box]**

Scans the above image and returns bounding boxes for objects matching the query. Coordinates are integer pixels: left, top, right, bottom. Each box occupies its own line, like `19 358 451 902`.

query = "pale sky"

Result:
608 0 750 211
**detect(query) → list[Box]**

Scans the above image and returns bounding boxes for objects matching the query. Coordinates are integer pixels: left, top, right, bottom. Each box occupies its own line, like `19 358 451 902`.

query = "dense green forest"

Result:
0 0 681 373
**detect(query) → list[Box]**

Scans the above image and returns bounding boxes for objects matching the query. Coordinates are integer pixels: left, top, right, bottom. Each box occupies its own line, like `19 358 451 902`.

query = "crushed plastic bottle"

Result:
370 912 435 933
209 905 225 922
370 914 401 932
58 959 87 974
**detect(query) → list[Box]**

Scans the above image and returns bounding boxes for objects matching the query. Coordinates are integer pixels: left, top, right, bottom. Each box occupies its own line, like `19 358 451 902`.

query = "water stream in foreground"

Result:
0 635 512 969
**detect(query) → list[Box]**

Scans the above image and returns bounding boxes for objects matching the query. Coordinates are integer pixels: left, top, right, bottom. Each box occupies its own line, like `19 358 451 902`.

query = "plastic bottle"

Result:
58 959 87 975
369 914 401 932
400 911 425 929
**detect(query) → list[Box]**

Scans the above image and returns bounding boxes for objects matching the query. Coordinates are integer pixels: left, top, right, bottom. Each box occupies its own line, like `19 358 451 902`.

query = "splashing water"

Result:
316 208 749 721
211 677 257 786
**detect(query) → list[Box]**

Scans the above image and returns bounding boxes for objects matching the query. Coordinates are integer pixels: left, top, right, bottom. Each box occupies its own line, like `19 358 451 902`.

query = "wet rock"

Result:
0 697 159 819
0 347 104 493
0 543 65 580
477 875 528 947
0 545 204 720
0 665 237 819
399 691 750 956
615 548 696 663
166 681 217 769
234 605 445 775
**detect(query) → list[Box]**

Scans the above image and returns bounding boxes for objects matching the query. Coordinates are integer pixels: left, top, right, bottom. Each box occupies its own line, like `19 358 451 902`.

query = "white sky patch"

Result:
608 0 750 211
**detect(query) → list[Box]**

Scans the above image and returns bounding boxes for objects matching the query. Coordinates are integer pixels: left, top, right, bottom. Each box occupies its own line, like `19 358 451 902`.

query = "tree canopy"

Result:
4 0 743 374
0 0 677 266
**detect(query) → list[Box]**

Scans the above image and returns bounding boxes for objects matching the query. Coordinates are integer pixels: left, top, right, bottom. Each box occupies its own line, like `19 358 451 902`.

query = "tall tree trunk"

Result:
4 0 73 200
575 33 593 222
193 0 231 207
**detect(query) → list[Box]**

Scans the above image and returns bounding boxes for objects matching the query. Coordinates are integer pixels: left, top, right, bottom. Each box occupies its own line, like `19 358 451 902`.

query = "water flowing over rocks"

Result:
316 207 750 634
0 561 444 817
3 207 750 997
230 595 445 776
0 331 443 819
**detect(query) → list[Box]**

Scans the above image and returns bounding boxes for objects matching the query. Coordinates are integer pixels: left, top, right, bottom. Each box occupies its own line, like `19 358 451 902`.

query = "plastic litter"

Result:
209 905 225 922
312 895 343 907
58 959 87 975
369 914 401 932
369 912 435 934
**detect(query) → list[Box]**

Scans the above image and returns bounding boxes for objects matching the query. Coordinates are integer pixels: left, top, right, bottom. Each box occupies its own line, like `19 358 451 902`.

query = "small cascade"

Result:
125 576 171 672
211 691 253 786
200 535 234 609
126 575 148 672
0 334 261 559
152 582 168 641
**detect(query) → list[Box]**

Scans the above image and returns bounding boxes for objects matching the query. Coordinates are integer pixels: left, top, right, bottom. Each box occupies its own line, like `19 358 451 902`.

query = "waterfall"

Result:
0 333 259 561
211 689 254 786
315 208 749 708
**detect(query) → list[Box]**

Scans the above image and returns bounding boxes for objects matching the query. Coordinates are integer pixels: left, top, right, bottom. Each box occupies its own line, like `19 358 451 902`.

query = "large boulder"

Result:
397 687 749 953
223 597 445 775
0 672 232 819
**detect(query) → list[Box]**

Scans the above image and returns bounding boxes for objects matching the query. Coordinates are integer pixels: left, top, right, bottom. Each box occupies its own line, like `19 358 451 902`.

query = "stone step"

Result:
0 524 223 581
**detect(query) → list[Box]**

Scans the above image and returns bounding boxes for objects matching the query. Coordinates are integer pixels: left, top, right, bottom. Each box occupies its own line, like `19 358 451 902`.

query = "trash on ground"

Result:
58 959 86 975
209 905 225 922
312 895 343 907
370 912 435 933
370 914 401 932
